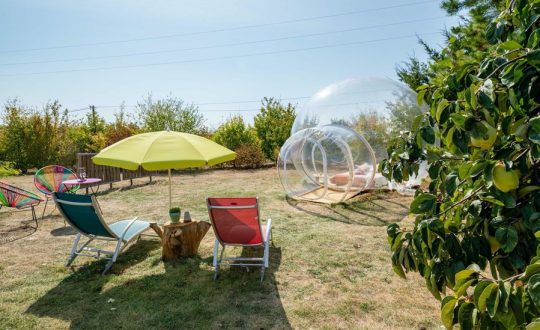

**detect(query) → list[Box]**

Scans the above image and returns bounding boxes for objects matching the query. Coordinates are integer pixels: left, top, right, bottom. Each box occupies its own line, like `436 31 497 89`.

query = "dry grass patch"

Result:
0 168 439 329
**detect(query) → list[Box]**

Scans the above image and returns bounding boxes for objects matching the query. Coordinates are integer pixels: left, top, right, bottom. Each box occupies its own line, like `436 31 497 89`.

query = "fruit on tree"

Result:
492 163 520 192
470 121 497 150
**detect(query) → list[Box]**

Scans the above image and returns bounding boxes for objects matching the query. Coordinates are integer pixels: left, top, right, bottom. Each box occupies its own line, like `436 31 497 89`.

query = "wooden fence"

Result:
76 153 153 187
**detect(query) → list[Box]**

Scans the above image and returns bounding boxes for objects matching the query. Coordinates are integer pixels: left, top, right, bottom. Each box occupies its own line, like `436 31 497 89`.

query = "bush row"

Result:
0 96 295 172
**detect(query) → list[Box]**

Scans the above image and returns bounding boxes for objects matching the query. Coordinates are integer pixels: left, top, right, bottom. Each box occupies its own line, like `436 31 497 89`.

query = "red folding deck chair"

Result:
207 197 272 282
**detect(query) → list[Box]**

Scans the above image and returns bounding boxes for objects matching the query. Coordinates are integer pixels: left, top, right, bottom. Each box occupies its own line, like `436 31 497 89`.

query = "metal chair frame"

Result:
53 194 148 274
0 182 42 228
34 165 80 219
207 197 272 282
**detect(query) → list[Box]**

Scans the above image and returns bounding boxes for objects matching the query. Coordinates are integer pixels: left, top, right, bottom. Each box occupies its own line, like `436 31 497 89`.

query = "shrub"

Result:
1 100 73 171
136 94 206 134
105 108 139 146
212 116 260 151
254 97 295 161
0 162 20 178
233 144 265 168
381 1 540 328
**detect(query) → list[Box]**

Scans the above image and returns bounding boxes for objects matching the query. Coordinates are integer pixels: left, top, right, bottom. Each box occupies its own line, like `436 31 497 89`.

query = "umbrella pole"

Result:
168 169 172 209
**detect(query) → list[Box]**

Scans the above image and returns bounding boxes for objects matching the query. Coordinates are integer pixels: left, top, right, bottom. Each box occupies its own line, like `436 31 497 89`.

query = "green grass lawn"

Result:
0 168 439 329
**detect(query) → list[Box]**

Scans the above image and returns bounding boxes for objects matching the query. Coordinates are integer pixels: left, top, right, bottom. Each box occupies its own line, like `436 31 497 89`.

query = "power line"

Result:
0 16 445 66
0 0 437 54
0 32 440 77
83 87 400 108
68 99 390 114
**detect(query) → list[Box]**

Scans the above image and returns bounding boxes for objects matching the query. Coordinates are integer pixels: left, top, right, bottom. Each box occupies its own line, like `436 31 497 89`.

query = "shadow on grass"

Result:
49 223 78 236
26 239 290 329
286 193 411 226
0 208 38 245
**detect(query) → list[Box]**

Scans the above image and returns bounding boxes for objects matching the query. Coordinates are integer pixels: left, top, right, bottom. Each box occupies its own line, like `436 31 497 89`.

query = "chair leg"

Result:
102 260 114 275
103 239 124 275
260 264 266 283
66 233 82 266
264 239 270 268
41 197 49 220
213 239 219 267
31 206 38 228
213 239 220 280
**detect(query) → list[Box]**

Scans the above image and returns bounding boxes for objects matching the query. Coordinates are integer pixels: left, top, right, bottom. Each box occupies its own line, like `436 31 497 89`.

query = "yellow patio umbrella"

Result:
92 130 236 208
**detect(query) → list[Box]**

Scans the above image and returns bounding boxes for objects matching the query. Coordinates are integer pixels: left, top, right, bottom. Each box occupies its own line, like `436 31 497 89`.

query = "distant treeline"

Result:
0 95 295 172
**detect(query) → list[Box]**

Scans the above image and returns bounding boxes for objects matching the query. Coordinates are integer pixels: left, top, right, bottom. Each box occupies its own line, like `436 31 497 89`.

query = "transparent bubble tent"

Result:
278 77 427 203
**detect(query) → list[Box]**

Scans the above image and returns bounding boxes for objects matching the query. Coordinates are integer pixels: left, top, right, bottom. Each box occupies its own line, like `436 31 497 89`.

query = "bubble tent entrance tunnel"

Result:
277 77 427 204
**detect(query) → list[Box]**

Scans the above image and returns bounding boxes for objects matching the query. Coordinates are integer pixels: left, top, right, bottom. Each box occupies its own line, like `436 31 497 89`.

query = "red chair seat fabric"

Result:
207 197 264 246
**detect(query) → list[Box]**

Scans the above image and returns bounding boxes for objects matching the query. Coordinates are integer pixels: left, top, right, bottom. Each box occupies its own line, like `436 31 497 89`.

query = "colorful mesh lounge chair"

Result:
0 181 43 227
207 197 272 282
53 192 152 274
34 165 80 219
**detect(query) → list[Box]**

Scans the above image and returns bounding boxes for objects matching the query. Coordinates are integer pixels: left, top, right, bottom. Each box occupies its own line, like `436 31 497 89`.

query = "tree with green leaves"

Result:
253 97 296 161
136 94 205 134
212 115 260 150
1 100 73 170
212 115 264 168
381 0 540 328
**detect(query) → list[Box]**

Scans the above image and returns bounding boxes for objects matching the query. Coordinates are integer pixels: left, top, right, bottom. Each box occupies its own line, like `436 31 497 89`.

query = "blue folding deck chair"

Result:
52 192 152 274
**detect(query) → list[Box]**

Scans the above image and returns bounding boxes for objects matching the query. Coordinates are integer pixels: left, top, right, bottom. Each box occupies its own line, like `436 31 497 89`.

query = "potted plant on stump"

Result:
169 207 181 223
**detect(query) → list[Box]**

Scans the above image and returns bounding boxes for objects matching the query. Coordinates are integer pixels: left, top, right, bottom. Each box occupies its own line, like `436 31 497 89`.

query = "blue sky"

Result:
0 0 457 128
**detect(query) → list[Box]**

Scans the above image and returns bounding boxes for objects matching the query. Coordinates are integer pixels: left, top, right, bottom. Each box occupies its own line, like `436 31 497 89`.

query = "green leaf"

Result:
519 186 540 198
473 281 492 306
455 268 477 284
436 99 450 122
441 297 457 329
530 116 540 133
528 274 540 310
391 250 407 279
450 113 467 128
417 89 427 105
445 173 458 196
509 294 525 326
478 282 497 312
495 227 519 253
480 196 505 206
390 232 402 251
458 302 474 330
427 218 445 237
528 29 540 48
410 193 437 214
454 279 475 298
522 263 540 281
499 40 522 50
527 318 540 330
420 126 435 144
486 283 500 318
528 49 540 70
469 161 487 178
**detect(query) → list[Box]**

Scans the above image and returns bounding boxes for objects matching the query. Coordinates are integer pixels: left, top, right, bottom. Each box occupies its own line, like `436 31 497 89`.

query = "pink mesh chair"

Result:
207 197 272 281
34 165 79 219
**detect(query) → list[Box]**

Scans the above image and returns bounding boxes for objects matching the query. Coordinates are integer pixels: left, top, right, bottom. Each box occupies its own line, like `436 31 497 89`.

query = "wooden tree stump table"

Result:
161 221 211 261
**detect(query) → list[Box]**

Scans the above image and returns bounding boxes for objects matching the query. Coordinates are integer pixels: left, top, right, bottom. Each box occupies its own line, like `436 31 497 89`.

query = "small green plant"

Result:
169 207 181 223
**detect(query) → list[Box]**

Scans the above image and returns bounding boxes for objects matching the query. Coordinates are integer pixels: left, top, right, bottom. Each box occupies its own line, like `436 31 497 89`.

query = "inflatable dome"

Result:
279 77 427 203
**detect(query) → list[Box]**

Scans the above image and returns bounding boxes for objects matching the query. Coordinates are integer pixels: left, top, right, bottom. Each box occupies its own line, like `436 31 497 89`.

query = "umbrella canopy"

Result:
92 131 236 208
92 131 236 171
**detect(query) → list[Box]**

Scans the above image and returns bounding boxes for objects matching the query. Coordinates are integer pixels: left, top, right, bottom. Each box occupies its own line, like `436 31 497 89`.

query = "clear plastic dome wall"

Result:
278 125 376 203
290 77 429 194
278 77 430 203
